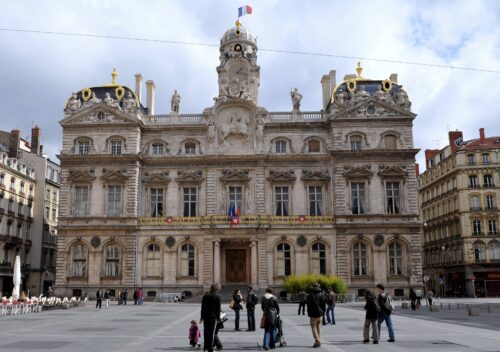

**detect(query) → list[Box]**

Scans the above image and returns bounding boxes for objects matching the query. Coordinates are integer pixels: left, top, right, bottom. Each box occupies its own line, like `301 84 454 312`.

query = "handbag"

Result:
260 315 266 329
229 300 235 309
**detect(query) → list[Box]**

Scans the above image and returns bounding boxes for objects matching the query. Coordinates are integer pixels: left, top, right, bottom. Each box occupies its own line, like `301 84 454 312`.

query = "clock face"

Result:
231 65 248 83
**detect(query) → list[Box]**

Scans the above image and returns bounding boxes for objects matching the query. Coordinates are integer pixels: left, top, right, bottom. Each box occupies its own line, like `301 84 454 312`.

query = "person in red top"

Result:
137 288 143 305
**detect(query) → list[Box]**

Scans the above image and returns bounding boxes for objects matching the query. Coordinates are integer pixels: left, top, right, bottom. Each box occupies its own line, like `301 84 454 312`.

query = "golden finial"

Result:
111 68 118 85
235 19 242 27
356 62 363 78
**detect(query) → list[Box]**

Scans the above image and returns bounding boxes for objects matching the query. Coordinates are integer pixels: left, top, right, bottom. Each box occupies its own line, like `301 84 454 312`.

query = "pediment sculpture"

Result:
220 169 251 183
218 111 249 146
175 170 204 183
267 169 297 182
301 169 330 181
65 93 82 112
378 164 408 178
68 169 95 182
343 165 373 179
101 169 129 182
122 92 138 114
142 172 170 184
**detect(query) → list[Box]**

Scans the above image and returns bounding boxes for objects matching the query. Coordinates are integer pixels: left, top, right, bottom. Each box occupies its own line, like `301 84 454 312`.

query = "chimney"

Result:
425 149 440 162
146 80 155 115
479 128 485 144
415 163 420 177
135 73 143 103
448 130 463 153
9 129 20 158
31 126 41 155
320 75 330 111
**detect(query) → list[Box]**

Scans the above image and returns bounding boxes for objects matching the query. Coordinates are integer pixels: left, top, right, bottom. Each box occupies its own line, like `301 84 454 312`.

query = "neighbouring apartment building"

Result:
419 128 500 297
55 21 422 299
0 128 60 296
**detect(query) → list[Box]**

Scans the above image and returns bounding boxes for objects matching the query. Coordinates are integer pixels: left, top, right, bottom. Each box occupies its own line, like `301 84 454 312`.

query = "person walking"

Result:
188 320 202 349
95 288 103 309
137 288 143 305
261 288 280 351
307 283 327 348
200 283 222 352
133 289 138 305
122 289 128 305
376 284 395 342
415 288 422 308
325 288 336 325
246 286 258 331
104 289 110 308
409 287 417 311
427 289 434 306
117 289 122 305
298 290 306 315
363 290 380 344
232 289 243 331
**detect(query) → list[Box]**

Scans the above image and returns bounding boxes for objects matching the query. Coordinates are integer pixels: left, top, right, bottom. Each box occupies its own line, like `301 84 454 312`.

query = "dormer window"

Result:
275 140 287 153
384 134 397 149
111 140 122 155
308 140 320 153
78 140 90 155
350 135 362 151
185 143 196 155
468 154 475 165
152 143 164 156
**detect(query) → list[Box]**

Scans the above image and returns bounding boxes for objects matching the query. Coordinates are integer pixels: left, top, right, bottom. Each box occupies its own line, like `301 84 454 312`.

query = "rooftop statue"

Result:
122 92 138 114
171 90 181 113
290 87 302 111
66 93 82 112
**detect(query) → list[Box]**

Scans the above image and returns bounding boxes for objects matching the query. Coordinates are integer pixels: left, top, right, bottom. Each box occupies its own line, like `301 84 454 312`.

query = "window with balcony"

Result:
351 182 366 214
183 187 197 217
51 208 57 221
489 242 500 260
17 202 23 216
228 186 243 215
486 195 495 210
484 175 494 187
150 188 163 217
473 220 482 235
308 186 323 216
470 196 481 211
473 242 486 261
275 186 289 216
469 175 479 188
74 186 89 216
275 140 287 153
107 186 122 216
8 198 14 212
385 182 400 214
488 220 497 235
0 173 4 186
10 177 15 191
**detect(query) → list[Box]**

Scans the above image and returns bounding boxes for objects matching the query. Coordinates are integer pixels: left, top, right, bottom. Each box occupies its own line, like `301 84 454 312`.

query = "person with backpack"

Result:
325 288 336 325
376 284 395 342
363 290 380 344
246 286 258 331
307 283 327 348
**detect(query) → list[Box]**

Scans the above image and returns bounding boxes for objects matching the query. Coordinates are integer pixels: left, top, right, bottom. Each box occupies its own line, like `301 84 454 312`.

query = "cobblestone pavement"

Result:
0 301 500 352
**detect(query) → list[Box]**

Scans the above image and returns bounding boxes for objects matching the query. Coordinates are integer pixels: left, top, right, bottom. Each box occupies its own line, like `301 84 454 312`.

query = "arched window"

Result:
105 245 120 276
72 243 87 277
388 242 404 275
276 243 291 276
352 242 367 276
181 243 195 277
275 140 287 153
311 242 326 275
307 139 320 153
489 242 500 260
473 242 486 261
350 135 362 151
384 134 397 149
145 243 161 277
185 142 196 155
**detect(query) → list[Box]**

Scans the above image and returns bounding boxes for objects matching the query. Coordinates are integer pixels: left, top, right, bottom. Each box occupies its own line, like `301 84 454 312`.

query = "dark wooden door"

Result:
226 249 246 283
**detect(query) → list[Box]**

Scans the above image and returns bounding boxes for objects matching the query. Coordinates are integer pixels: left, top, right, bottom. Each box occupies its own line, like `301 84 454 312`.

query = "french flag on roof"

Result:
238 5 253 17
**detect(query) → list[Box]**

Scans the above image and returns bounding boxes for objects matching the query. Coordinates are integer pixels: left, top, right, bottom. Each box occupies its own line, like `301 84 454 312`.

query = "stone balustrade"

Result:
145 112 324 124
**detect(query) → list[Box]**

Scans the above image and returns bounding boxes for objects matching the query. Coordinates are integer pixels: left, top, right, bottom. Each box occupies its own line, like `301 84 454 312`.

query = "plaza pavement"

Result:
0 300 500 352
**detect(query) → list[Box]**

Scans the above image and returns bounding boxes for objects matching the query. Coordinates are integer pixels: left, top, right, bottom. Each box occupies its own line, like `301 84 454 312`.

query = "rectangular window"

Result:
385 182 400 214
486 195 495 210
482 153 489 164
0 174 4 185
183 187 197 217
484 175 494 187
111 140 122 155
6 222 12 236
10 178 15 191
275 141 286 153
107 186 122 216
350 136 362 151
470 196 481 210
468 154 475 165
45 206 50 219
17 203 23 216
152 144 164 155
469 175 478 188
74 186 89 216
351 183 365 214
150 188 164 217
473 220 482 235
275 186 289 216
228 186 243 214
78 141 90 155
308 186 323 216
489 220 497 235
26 224 31 241
16 224 21 238
185 143 196 155
8 199 13 212
52 208 57 221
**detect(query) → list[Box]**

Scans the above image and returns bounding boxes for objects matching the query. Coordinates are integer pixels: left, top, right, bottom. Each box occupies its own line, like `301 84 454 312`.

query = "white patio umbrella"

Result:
12 255 21 300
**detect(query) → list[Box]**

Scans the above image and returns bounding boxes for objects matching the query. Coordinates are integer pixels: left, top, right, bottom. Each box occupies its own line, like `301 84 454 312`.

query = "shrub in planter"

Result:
284 274 347 296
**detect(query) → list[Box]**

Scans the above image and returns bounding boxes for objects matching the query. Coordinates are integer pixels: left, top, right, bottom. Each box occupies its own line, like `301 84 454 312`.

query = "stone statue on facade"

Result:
66 93 82 112
255 116 264 152
122 92 137 113
355 85 370 101
171 90 181 113
395 86 411 109
334 88 347 108
207 120 216 145
239 86 254 102
290 87 302 110
103 92 122 110
89 92 102 104
374 84 392 104
218 112 249 145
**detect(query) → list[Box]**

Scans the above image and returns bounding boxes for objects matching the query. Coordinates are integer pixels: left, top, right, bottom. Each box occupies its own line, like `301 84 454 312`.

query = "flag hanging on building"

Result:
238 5 253 17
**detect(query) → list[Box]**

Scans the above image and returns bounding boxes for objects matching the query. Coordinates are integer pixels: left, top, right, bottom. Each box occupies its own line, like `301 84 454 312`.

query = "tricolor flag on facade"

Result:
238 5 252 17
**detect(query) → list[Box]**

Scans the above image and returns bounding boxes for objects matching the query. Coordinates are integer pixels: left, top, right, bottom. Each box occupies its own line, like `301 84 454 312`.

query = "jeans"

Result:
234 308 240 330
325 305 335 324
247 308 255 331
263 327 277 349
298 302 306 315
377 314 395 340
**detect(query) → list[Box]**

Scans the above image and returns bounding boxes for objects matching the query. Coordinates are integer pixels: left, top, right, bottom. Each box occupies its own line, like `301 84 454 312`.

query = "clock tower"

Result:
216 21 260 105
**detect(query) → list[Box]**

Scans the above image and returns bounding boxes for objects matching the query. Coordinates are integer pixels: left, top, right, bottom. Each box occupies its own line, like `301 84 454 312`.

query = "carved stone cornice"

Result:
68 169 96 183
142 172 170 184
378 165 408 178
175 170 204 183
267 169 296 182
220 169 251 183
100 169 129 183
342 165 373 179
301 169 330 181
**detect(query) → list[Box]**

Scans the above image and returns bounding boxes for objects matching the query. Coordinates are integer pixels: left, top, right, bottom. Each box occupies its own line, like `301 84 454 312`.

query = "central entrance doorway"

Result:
225 249 247 284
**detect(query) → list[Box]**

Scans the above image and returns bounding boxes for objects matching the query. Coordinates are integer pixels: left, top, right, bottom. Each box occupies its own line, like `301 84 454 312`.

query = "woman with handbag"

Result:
232 289 243 331
261 288 280 350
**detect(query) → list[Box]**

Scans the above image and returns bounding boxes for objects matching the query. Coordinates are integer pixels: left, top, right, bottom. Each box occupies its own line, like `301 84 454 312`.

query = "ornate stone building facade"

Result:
55 22 422 298
419 129 500 297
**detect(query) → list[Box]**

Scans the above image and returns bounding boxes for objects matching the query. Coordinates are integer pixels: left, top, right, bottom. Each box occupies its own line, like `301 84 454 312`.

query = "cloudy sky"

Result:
1 0 499 168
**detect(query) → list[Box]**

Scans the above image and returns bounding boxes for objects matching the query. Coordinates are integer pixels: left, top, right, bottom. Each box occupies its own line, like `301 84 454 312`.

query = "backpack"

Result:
383 294 395 311
251 293 259 306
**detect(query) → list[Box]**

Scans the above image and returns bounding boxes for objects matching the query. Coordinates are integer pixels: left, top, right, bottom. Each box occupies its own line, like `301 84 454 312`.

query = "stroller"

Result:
276 315 286 347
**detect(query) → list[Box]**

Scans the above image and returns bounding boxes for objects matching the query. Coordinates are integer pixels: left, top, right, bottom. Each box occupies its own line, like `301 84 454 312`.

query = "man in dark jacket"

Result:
298 290 306 315
95 288 103 309
246 286 258 331
200 283 222 352
307 283 327 348
376 284 395 342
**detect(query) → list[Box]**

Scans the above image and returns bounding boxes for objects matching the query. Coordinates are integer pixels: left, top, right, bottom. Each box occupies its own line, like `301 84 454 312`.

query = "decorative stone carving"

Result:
301 169 330 181
374 234 385 247
254 116 264 152
90 236 101 248
207 120 216 145
342 165 373 179
165 236 176 248
334 88 347 108
395 87 411 109
290 87 302 110
296 235 307 247
175 170 204 183
82 110 118 123
220 169 251 183
377 165 408 178
89 92 102 104
267 169 296 182
374 84 392 104
355 85 370 101
66 93 82 112
103 92 122 111
171 90 181 113
218 112 249 145
101 169 129 182
142 172 170 184
68 169 96 183
122 92 137 114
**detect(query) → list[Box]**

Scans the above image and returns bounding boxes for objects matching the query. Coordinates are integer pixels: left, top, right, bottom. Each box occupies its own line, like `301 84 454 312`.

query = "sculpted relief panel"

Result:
215 106 254 154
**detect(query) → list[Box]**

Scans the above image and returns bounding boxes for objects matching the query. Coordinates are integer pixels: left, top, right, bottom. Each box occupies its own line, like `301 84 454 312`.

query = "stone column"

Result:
214 240 221 286
251 240 258 286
